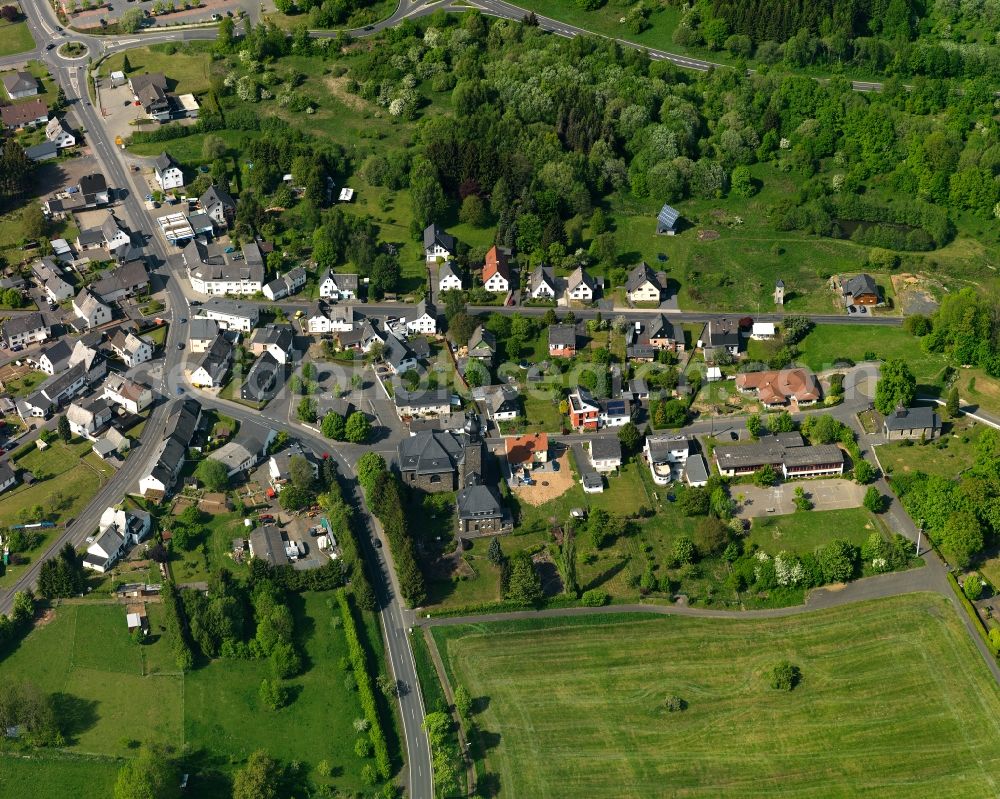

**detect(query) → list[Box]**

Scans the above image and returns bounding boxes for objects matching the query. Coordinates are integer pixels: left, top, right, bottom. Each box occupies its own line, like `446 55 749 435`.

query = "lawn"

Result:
745 507 881 556
877 416 984 479
0 754 119 799
434 594 1000 799
101 43 214 96
2 369 46 396
0 18 35 58
0 603 184 758
168 509 246 585
795 324 949 390
958 368 1000 417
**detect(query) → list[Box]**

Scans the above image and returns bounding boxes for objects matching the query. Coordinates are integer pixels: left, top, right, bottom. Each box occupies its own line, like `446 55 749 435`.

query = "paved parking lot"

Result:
735 479 866 518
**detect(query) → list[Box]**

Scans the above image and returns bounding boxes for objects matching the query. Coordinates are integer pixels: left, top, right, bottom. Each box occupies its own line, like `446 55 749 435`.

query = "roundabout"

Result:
56 40 88 59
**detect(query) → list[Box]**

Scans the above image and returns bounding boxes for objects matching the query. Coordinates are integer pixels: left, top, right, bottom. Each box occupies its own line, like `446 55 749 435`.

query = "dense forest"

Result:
671 0 1000 78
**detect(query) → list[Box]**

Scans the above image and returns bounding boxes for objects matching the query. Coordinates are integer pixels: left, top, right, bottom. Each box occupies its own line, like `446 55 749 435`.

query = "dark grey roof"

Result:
530 265 556 292
200 184 235 210
646 435 690 462
3 311 48 339
249 525 288 567
153 152 178 172
383 333 415 370
423 224 455 253
242 241 264 266
25 140 57 161
581 472 603 489
242 352 281 401
79 173 107 196
884 405 939 432
39 339 72 368
251 324 294 352
397 430 463 475
394 387 451 409
843 273 878 298
714 434 839 471
0 461 16 485
457 484 503 520
783 444 843 468
706 318 740 347
40 360 85 401
90 261 148 298
77 228 105 247
2 71 36 94
548 324 576 349
684 454 709 483
194 335 232 381
589 437 621 462
625 261 663 294
165 399 201 446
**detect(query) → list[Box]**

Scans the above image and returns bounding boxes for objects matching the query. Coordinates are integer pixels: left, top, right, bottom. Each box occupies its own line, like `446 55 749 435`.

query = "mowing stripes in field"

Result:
436 595 1000 799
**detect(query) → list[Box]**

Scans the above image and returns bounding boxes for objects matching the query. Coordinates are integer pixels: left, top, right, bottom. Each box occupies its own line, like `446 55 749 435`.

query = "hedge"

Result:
947 572 1000 658
337 590 391 779
362 469 427 607
161 582 195 670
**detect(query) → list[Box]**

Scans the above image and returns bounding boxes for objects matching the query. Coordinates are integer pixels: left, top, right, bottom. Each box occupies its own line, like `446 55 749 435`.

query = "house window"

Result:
430 474 441 484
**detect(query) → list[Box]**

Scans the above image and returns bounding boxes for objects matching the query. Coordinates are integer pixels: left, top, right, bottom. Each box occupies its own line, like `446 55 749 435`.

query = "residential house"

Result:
37 340 72 375
702 317 742 358
199 184 236 228
1 311 50 348
713 433 845 479
842 273 879 306
644 435 691 485
79 173 111 207
405 300 437 336
196 298 259 333
268 442 319 492
207 421 276 477
241 352 281 403
189 334 233 388
528 265 557 300
482 246 510 293
188 318 219 352
108 331 154 368
505 432 548 472
248 525 289 567
438 262 463 293
394 388 452 419
599 398 630 428
0 462 17 494
139 399 201 496
735 368 821 407
382 333 419 375
153 152 184 190
568 388 600 431
90 261 149 303
883 405 940 441
397 429 464 492
548 324 577 358
0 98 47 129
262 267 307 301
69 335 108 383
66 396 113 438
625 315 685 361
476 384 519 422
566 267 596 303
625 262 665 304
588 437 622 473
102 373 153 413
184 239 264 295
318 271 359 301
83 507 152 572
581 471 604 494
423 224 456 262
15 391 53 420
45 116 76 149
2 70 37 100
44 273 74 304
92 427 130 461
73 288 112 329
249 324 295 365
656 203 680 235
337 320 384 353
467 326 496 364
39 361 88 407
129 73 171 120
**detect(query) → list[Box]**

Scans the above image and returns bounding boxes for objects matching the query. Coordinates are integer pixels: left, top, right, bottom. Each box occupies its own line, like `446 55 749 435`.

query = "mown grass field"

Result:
795 324 949 389
0 18 35 58
746 506 879 555
877 417 983 479
101 44 214 95
435 594 1000 799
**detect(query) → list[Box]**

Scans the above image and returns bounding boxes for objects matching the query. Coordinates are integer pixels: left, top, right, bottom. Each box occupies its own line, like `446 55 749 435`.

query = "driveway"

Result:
734 478 866 518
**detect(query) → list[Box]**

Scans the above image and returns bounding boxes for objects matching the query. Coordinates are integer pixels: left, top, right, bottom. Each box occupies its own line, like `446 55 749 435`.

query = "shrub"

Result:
663 695 687 712
964 574 984 601
768 661 801 691
580 589 609 607
672 536 695 565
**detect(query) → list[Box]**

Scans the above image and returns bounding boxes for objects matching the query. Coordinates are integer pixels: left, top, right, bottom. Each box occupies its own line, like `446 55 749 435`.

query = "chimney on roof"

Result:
895 404 907 418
